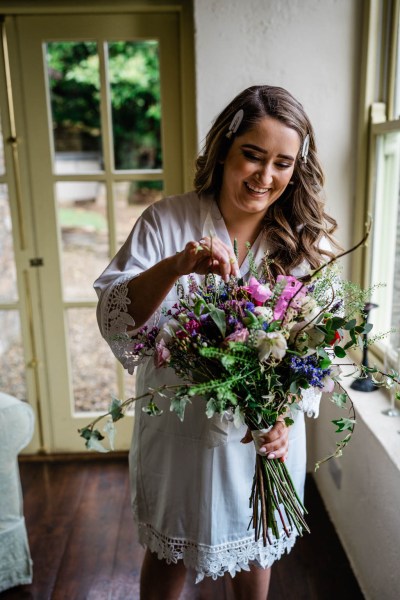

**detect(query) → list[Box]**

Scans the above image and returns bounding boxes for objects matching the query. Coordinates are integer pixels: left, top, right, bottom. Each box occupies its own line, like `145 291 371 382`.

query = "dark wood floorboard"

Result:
0 460 364 600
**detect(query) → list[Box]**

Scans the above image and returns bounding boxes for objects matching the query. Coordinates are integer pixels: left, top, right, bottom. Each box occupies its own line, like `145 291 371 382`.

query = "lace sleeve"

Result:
97 272 161 374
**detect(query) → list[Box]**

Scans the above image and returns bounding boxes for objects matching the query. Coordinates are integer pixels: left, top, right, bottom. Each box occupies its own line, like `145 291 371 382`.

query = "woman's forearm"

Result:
126 255 181 328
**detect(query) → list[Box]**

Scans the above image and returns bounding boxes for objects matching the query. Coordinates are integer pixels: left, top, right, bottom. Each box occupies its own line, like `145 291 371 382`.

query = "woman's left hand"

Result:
240 418 289 462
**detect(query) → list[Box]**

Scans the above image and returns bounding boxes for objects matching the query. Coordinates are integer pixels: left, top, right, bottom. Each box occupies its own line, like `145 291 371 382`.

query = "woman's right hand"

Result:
173 236 240 282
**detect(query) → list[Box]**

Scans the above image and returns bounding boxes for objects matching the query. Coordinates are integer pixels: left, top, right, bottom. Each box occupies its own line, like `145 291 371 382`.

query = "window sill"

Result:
339 363 400 471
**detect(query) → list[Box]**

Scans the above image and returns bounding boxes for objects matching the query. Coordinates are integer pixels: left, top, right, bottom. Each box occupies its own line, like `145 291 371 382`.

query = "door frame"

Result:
1 2 197 453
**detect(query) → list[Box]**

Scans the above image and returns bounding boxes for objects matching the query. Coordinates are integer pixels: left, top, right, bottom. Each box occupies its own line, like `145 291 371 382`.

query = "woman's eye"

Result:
242 150 261 162
276 162 291 169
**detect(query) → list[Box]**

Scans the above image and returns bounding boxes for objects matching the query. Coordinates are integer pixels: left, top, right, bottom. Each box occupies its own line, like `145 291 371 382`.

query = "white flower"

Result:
155 319 180 344
254 306 274 321
298 296 320 322
253 330 287 362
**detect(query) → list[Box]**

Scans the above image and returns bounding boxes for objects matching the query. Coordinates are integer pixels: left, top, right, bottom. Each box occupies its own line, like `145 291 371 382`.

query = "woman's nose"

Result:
257 163 273 186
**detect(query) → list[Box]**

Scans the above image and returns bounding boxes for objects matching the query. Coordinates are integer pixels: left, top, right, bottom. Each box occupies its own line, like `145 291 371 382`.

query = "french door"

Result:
0 12 190 452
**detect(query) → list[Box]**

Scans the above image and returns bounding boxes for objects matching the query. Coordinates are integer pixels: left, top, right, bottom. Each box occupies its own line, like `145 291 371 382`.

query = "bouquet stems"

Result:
249 454 310 546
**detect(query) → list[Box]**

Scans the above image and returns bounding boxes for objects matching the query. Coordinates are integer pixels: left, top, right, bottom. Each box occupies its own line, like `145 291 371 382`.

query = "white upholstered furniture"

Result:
0 392 34 592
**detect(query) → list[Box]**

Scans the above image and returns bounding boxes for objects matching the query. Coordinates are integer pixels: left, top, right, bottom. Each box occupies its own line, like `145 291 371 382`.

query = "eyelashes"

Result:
241 150 292 169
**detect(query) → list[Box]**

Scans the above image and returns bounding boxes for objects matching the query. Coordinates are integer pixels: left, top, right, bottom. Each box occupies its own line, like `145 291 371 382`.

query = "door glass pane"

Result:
115 180 163 248
0 184 18 302
0 310 26 400
0 114 4 175
108 41 162 170
67 308 118 413
45 42 102 174
56 181 108 301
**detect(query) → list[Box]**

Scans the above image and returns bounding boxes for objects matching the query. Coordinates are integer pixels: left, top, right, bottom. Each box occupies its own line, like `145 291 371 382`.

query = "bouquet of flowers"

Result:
80 235 399 546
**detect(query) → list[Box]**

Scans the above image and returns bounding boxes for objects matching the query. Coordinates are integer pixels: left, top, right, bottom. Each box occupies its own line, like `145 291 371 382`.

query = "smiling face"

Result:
218 116 301 222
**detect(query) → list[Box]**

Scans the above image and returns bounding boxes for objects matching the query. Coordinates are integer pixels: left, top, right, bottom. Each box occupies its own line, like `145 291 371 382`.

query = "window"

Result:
360 0 400 362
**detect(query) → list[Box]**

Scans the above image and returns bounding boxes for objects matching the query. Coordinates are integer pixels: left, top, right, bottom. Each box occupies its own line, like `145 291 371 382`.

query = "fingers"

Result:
256 421 289 461
197 236 240 281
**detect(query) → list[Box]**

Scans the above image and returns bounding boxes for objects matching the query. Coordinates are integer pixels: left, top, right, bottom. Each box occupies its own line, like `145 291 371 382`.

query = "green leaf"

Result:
85 429 108 453
319 357 332 370
332 417 356 433
363 323 373 334
331 317 346 329
344 319 357 330
170 395 191 421
317 347 331 361
109 397 124 422
79 427 92 441
142 402 163 416
284 417 294 427
221 354 237 369
334 346 346 358
290 381 300 394
194 297 206 317
331 393 347 408
244 310 259 329
205 397 217 418
209 305 226 337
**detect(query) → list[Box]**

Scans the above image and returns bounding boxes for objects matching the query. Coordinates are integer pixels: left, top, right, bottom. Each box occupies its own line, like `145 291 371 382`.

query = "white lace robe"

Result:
94 192 321 582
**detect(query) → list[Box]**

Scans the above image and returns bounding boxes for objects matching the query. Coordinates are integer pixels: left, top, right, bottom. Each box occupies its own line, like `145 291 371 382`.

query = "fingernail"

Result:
258 447 267 454
267 452 276 459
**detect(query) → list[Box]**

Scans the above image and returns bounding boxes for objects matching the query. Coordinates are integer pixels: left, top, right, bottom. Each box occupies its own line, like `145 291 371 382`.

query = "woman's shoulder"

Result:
145 190 201 221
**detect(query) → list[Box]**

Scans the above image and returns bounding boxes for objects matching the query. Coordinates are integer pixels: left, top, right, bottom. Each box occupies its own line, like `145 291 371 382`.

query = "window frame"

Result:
353 0 400 363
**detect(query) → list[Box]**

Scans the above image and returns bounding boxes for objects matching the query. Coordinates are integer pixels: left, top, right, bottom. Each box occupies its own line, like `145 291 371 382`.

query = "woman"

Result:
94 85 338 599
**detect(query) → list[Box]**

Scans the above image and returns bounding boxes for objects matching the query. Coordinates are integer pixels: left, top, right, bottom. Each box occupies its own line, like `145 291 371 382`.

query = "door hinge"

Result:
29 257 44 267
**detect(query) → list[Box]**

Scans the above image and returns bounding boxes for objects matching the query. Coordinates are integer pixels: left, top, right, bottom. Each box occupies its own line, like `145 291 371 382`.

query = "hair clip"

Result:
226 109 244 139
301 134 310 163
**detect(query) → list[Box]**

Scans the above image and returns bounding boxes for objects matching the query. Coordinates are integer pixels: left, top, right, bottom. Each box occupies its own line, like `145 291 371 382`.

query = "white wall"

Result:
193 2 400 599
194 0 362 256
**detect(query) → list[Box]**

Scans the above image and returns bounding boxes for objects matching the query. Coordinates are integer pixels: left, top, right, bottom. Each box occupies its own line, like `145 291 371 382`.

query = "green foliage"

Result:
332 417 356 433
170 395 191 421
46 40 162 169
331 393 347 408
109 397 124 422
142 401 163 416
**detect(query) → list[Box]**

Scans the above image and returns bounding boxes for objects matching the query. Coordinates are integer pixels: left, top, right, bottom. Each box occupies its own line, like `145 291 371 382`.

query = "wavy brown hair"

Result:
194 85 340 277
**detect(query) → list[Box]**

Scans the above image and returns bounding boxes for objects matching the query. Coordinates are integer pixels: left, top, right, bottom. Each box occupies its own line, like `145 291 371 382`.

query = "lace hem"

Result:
298 387 322 418
100 273 160 374
137 522 298 583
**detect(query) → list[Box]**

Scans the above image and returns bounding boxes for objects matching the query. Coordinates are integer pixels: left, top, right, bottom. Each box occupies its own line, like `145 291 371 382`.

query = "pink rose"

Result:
246 277 272 304
225 328 250 343
154 339 171 368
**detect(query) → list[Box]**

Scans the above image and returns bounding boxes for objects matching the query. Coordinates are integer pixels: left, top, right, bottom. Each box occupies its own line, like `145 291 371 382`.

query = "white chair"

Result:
0 392 34 592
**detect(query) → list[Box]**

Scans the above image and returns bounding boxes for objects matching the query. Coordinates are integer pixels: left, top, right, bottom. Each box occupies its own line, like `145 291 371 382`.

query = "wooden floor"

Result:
0 459 364 600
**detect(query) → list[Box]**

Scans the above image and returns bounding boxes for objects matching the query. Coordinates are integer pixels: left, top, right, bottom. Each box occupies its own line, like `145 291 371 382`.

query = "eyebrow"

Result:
241 143 295 162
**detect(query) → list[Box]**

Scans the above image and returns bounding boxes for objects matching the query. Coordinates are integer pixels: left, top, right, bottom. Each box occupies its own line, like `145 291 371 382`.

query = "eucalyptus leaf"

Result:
334 346 346 358
344 319 357 330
